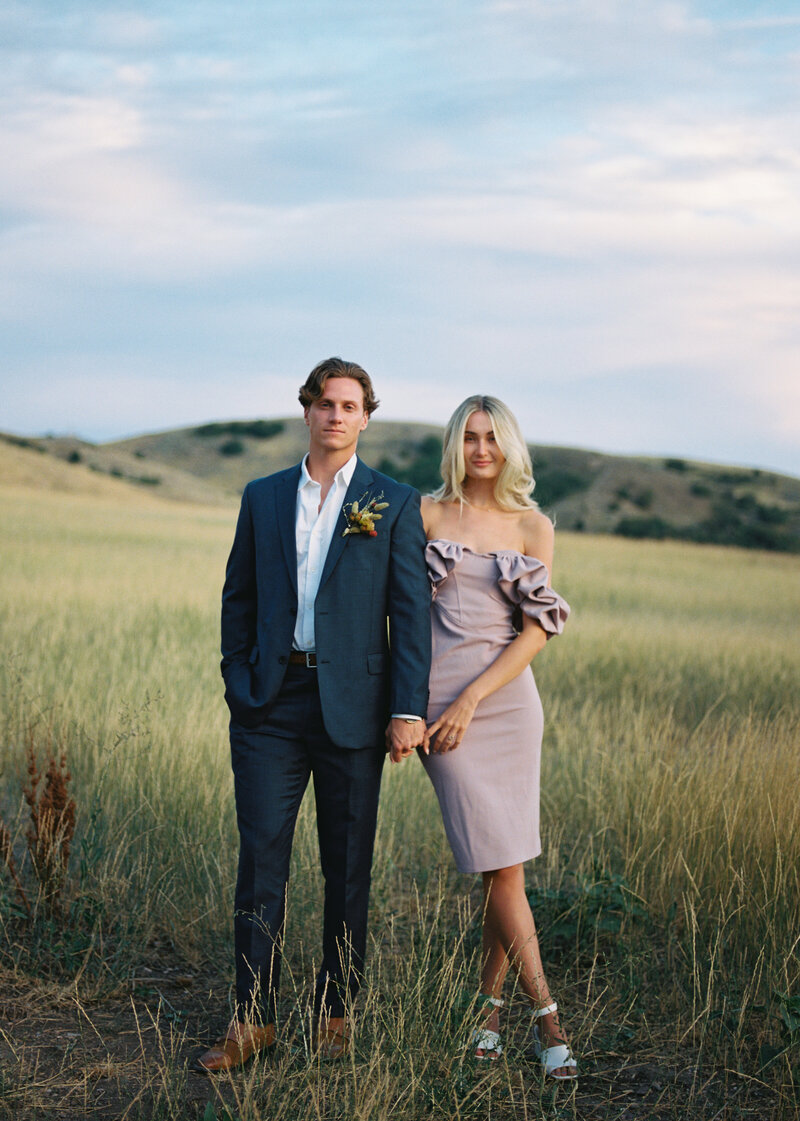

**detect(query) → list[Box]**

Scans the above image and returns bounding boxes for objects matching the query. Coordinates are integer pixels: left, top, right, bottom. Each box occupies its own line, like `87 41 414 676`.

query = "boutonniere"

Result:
342 491 389 537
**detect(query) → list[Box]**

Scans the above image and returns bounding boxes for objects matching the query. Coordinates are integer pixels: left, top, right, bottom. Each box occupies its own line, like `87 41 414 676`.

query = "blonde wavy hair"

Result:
431 395 538 511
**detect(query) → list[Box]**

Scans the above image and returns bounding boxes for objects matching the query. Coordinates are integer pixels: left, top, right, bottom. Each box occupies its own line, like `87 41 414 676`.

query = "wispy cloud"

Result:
2 0 800 473
722 16 800 30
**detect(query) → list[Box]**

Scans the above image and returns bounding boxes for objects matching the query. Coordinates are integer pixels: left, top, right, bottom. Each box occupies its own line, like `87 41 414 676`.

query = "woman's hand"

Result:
425 689 480 753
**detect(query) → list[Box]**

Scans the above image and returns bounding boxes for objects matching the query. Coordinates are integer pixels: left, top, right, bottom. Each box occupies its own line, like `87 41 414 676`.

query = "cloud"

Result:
722 15 800 30
1 0 799 475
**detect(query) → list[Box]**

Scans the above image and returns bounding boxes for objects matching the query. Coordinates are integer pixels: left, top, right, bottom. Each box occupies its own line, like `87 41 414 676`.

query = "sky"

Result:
2 0 800 476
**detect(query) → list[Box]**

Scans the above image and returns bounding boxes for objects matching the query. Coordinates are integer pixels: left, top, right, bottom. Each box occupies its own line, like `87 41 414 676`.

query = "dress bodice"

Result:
425 539 570 638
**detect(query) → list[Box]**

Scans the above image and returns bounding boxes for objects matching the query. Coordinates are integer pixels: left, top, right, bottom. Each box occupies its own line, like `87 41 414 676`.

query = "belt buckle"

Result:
304 651 317 668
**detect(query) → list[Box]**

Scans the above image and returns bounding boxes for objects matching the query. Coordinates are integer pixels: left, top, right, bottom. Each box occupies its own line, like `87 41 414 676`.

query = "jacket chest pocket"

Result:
346 536 390 571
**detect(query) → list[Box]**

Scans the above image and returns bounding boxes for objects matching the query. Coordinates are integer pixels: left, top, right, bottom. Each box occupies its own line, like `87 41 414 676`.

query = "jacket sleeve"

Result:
221 484 257 677
387 487 432 717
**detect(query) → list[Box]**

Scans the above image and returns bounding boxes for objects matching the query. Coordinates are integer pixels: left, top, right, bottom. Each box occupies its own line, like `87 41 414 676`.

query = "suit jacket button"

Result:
278 655 287 664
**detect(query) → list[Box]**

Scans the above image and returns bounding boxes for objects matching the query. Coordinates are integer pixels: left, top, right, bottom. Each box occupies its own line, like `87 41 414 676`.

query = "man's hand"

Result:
386 717 427 764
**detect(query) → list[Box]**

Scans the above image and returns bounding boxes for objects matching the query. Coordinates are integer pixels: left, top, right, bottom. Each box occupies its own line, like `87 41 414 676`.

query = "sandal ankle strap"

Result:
478 992 504 1008
532 1001 558 1018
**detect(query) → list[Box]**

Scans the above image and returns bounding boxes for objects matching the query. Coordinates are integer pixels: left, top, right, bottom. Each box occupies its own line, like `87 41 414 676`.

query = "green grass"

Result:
1 483 799 1118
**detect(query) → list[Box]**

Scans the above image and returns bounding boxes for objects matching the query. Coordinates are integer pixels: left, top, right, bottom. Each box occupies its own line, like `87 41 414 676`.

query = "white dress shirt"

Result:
293 453 357 651
292 453 421 724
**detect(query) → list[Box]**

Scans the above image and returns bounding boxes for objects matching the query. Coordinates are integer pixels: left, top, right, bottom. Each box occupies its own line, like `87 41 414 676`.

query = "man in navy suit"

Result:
197 358 431 1071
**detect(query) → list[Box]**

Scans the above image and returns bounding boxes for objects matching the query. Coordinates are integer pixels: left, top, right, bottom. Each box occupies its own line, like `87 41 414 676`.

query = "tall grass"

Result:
1 482 799 1117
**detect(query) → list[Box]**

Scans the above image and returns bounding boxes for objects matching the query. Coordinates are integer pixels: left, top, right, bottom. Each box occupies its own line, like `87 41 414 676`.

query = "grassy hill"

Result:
4 421 800 552
0 431 233 506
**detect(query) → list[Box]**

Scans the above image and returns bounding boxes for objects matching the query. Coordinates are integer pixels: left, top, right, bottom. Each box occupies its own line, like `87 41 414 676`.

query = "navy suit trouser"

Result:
230 663 384 1023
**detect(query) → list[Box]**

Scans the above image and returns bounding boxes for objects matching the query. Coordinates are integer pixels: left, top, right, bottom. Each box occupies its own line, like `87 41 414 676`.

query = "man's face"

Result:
304 376 368 456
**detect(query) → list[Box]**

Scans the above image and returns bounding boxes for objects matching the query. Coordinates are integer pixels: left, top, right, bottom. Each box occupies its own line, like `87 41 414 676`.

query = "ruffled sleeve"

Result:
496 553 570 637
425 539 462 598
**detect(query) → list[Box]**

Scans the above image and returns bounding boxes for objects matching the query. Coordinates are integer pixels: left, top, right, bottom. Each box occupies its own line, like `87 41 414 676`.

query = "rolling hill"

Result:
3 422 800 552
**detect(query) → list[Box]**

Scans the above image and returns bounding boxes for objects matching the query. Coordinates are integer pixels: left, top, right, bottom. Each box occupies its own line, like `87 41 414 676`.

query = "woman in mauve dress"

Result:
419 395 577 1080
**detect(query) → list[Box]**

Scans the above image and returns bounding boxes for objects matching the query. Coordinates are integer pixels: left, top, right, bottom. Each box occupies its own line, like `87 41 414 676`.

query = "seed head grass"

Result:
1 483 799 1118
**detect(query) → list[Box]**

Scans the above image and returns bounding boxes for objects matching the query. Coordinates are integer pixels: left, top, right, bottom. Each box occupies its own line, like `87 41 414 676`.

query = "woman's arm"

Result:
425 614 548 753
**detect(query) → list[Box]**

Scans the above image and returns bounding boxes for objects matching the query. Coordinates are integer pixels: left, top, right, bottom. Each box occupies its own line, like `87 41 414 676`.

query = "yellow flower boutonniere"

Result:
342 492 389 537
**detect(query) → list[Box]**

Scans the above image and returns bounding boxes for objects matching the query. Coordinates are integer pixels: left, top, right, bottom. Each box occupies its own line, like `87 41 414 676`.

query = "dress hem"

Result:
455 844 542 875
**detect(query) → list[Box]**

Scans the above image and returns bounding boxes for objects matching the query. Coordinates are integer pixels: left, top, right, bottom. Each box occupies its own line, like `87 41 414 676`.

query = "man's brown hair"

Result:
298 357 380 416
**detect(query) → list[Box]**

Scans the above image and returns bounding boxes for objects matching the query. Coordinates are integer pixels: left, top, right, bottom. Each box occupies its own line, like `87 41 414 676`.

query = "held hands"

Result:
386 717 428 764
424 689 479 754
385 686 480 760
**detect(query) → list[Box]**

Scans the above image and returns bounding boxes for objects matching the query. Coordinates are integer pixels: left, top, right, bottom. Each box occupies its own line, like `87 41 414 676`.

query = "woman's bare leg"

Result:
480 864 573 1076
473 901 509 1058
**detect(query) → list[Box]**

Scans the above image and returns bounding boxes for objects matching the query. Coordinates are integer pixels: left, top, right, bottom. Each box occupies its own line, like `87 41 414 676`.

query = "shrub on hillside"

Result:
757 504 788 525
377 437 442 493
611 492 800 551
690 499 796 550
401 436 442 492
1 434 45 453
195 420 284 440
534 465 594 506
615 516 674 540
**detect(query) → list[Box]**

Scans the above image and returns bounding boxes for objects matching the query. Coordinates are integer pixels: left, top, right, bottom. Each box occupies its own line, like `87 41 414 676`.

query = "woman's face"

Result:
463 411 505 481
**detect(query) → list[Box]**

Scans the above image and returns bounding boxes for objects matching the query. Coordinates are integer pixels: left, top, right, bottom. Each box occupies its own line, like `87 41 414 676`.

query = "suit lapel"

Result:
319 457 375 591
276 465 301 595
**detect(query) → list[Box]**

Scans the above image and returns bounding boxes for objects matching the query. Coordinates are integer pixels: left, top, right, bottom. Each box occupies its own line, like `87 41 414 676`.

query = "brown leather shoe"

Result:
316 1015 350 1060
195 1021 276 1073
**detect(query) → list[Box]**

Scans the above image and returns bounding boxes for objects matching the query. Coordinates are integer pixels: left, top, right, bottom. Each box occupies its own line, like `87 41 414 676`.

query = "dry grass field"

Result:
1 465 799 1120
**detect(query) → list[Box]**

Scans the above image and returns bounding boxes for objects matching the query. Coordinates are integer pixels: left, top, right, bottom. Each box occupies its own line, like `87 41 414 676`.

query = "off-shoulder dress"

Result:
422 539 570 874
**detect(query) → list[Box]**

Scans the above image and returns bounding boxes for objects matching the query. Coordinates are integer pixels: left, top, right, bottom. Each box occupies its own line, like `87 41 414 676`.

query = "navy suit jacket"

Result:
221 457 432 748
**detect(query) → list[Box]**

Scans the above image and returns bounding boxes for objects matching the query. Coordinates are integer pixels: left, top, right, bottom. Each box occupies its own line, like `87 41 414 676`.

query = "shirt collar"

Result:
299 452 358 491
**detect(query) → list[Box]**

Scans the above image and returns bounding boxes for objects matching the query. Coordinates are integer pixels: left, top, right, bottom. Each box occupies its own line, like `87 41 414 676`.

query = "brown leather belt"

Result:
289 650 317 668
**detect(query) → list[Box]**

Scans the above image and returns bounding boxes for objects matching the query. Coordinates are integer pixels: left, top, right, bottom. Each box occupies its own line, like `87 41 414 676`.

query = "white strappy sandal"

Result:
471 994 504 1061
531 1001 578 1080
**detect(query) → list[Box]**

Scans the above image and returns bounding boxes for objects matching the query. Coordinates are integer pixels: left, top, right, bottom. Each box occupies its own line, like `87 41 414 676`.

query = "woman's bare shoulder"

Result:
520 506 554 535
520 508 555 563
421 495 445 533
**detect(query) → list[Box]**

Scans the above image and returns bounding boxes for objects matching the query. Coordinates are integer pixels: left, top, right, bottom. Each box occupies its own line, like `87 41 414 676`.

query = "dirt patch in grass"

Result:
0 963 218 1120
0 953 793 1121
